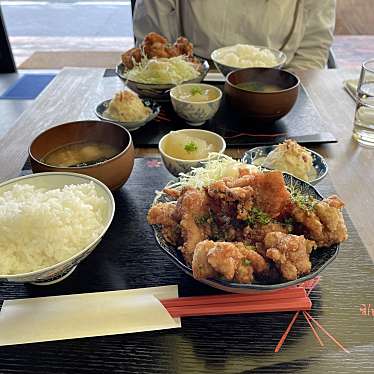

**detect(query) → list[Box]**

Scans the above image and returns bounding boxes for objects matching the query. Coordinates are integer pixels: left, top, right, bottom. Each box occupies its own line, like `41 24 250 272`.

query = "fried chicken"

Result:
192 240 218 279
264 232 316 281
249 171 291 219
220 171 291 218
121 47 142 69
147 202 181 246
173 36 193 57
205 242 244 281
234 242 269 283
163 187 181 199
175 188 210 265
142 32 170 59
121 32 195 69
192 240 268 283
243 222 292 249
207 180 254 221
147 202 177 227
291 194 348 247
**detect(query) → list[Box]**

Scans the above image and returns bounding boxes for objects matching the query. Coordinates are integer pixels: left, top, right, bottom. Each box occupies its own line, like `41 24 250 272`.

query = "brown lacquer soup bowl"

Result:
29 120 135 191
224 67 300 123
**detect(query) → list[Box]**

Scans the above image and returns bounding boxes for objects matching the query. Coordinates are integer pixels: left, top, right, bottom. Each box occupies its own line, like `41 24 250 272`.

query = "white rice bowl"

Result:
0 172 115 283
211 44 285 69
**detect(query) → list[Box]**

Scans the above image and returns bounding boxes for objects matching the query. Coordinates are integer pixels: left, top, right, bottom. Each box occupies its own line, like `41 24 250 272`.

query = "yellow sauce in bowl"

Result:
163 132 219 160
174 85 219 102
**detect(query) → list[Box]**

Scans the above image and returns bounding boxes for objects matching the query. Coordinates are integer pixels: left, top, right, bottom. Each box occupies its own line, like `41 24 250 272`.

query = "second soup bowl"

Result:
224 68 300 122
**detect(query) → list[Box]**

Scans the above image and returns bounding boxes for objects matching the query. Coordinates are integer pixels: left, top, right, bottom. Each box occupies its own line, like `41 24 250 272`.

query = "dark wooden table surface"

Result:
1 159 373 373
1 68 374 373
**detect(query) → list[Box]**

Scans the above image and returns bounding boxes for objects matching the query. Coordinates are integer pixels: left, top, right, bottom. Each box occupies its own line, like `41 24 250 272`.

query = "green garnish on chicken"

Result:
242 258 252 266
288 185 316 211
245 207 272 227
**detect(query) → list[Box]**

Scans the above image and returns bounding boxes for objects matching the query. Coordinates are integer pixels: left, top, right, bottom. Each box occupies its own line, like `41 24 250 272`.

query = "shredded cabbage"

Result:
126 56 200 84
167 153 259 190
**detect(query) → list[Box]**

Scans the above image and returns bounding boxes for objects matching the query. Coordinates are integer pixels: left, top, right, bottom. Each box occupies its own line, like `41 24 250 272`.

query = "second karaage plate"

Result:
150 173 339 294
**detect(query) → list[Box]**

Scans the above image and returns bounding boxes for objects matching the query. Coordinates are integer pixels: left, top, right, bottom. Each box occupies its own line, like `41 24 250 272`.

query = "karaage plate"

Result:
149 173 339 293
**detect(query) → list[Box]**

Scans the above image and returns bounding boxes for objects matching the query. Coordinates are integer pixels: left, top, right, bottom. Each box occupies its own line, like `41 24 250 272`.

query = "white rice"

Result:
0 182 107 275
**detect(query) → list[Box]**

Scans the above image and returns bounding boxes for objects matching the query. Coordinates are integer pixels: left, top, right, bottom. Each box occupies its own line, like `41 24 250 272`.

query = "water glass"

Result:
353 59 374 147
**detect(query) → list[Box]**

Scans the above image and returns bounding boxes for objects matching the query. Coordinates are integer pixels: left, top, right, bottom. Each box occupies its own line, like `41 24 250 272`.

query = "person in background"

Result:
133 0 336 70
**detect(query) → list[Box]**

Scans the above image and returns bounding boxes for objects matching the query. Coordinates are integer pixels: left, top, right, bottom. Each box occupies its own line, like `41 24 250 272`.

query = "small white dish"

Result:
159 129 226 176
170 83 222 126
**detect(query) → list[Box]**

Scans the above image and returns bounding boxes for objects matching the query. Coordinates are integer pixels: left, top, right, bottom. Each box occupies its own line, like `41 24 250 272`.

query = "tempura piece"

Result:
264 232 316 281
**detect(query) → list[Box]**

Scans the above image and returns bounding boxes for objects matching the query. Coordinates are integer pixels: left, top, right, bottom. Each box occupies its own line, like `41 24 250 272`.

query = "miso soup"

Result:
43 141 121 167
235 81 282 92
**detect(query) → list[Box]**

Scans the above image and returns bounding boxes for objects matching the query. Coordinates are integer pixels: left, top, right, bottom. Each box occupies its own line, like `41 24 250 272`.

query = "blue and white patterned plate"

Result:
242 145 328 185
150 173 339 293
95 98 160 131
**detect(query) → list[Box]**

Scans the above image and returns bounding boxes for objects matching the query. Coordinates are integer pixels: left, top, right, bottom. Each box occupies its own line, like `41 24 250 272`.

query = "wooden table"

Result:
1 68 374 373
0 67 372 259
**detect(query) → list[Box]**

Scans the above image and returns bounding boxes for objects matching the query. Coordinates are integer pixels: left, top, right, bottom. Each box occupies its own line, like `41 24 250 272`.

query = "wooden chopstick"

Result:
161 287 307 308
165 297 311 318
160 288 311 318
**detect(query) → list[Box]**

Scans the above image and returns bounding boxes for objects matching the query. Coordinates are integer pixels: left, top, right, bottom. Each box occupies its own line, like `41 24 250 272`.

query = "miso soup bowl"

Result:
29 120 135 191
224 68 300 122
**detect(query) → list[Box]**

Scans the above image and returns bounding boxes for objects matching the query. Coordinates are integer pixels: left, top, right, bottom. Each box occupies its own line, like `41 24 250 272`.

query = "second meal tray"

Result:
128 81 337 147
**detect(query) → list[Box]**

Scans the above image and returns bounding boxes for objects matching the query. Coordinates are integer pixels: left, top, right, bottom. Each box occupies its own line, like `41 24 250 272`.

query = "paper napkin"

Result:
0 285 180 346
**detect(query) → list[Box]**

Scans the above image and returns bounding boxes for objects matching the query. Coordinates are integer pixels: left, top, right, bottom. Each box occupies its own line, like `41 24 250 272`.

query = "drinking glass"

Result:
353 59 374 147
